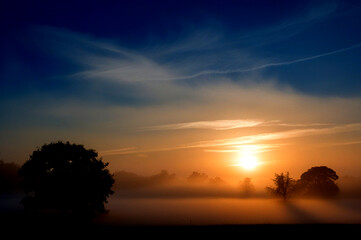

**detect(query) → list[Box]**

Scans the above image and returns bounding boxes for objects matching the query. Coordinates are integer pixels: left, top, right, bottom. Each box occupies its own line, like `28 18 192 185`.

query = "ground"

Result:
1 194 361 238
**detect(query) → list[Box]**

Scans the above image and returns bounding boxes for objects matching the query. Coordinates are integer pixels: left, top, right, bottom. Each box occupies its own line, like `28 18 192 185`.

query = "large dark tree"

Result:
18 141 114 215
296 166 339 198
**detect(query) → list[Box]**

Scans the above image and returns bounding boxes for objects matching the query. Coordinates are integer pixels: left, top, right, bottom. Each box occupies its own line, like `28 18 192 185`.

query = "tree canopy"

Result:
18 141 114 216
296 166 339 198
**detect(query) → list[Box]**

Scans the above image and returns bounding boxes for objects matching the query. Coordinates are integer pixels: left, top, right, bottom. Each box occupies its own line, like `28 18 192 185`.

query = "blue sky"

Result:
1 0 361 177
2 0 361 97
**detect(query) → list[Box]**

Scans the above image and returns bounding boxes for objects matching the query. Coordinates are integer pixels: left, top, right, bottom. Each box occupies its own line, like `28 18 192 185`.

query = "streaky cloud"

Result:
152 42 361 81
180 123 361 149
142 119 263 131
142 119 332 131
99 147 138 156
204 143 285 153
102 123 361 156
330 141 361 146
33 25 176 83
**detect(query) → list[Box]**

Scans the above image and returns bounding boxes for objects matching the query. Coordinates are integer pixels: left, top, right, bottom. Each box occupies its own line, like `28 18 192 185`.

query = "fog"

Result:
112 170 361 199
96 198 361 225
2 166 361 225
112 170 264 198
91 170 361 225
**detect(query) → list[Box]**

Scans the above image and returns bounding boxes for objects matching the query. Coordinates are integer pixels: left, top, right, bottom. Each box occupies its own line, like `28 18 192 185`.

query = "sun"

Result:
240 154 259 170
237 147 260 170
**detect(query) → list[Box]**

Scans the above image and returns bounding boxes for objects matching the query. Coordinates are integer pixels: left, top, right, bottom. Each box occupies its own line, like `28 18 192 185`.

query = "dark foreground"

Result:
0 211 360 238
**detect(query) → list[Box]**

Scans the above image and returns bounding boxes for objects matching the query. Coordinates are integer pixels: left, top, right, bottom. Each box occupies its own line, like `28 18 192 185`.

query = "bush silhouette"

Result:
295 166 339 198
18 141 114 216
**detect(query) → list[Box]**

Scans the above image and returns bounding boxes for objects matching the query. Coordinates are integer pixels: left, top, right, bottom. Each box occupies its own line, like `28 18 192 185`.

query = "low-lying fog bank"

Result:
2 169 361 226
96 197 361 225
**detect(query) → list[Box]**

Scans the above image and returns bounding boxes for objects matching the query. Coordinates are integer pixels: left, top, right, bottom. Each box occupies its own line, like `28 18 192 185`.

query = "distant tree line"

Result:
112 170 176 190
187 171 226 185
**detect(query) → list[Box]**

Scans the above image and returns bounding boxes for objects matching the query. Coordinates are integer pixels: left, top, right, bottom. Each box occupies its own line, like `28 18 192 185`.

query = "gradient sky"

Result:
1 0 361 183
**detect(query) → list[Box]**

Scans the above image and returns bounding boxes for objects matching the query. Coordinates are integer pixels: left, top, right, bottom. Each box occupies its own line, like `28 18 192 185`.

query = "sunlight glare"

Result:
237 146 260 170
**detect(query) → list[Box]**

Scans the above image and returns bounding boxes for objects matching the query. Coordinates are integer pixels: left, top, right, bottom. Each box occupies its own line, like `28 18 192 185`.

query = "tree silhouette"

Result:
239 177 255 197
187 171 209 183
18 141 114 216
295 166 339 198
266 172 296 200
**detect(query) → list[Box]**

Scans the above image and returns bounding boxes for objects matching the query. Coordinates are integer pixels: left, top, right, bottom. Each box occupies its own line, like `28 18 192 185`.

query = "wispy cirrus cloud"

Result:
329 140 361 146
99 147 138 156
142 119 332 131
32 22 361 91
179 123 361 150
152 41 361 81
32 26 176 84
142 119 263 131
204 144 285 153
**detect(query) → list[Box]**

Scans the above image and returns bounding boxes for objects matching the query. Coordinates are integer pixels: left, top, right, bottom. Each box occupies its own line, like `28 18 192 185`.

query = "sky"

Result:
1 0 361 183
